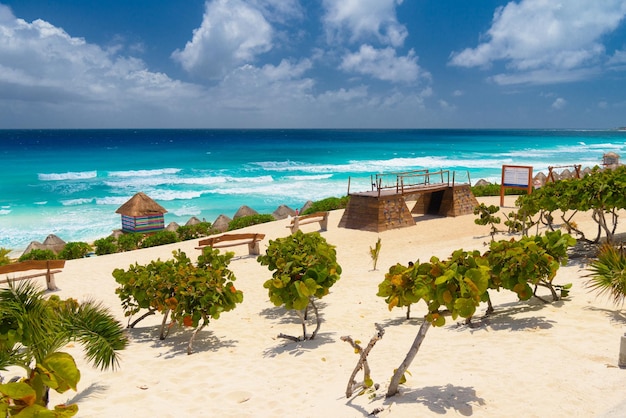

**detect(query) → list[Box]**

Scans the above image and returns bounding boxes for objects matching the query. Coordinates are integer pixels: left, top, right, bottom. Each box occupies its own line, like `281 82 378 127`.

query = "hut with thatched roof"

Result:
115 192 167 233
22 234 67 257
212 214 232 233
273 204 296 220
233 205 258 219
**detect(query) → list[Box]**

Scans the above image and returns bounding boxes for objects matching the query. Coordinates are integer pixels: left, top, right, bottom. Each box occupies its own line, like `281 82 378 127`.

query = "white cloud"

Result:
551 97 567 110
339 45 428 83
449 0 626 84
322 0 407 47
171 0 273 79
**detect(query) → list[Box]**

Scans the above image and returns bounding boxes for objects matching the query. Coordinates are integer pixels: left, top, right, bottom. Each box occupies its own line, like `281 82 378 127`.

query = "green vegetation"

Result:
516 166 626 244
116 233 143 252
377 230 575 397
176 222 213 241
0 248 11 266
18 249 56 262
0 281 127 415
228 214 274 230
257 231 342 341
302 196 349 214
586 244 626 305
113 249 243 354
140 230 179 248
369 237 382 271
58 242 92 260
470 183 528 197
94 236 117 255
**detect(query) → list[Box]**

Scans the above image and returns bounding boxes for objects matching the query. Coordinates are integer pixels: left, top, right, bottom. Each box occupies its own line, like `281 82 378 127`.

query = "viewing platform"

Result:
339 169 478 232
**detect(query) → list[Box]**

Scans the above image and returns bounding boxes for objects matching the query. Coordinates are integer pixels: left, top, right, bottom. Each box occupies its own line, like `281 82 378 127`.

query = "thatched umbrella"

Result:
474 179 491 187
212 214 232 232
42 234 66 253
533 172 547 187
273 205 296 220
300 200 314 213
185 216 202 226
165 222 181 232
22 234 66 257
559 169 572 179
233 205 258 219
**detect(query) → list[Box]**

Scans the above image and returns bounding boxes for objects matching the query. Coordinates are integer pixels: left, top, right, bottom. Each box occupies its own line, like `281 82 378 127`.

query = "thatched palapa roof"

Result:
272 205 296 220
115 192 167 217
233 205 258 219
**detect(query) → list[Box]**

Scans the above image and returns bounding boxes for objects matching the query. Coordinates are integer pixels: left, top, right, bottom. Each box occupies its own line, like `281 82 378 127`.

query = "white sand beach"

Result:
30 196 626 417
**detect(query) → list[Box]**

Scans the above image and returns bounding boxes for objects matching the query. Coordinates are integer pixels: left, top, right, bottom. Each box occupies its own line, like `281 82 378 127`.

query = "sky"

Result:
1 0 625 129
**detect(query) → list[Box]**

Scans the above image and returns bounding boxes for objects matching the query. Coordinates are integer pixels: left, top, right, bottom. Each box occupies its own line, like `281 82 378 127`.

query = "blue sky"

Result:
1 0 625 129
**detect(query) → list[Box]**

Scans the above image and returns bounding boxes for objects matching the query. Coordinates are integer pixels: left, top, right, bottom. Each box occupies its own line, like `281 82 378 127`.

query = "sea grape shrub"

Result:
113 249 243 353
227 214 274 231
94 236 117 255
257 230 341 340
378 250 490 326
18 249 57 261
177 222 213 241
140 230 179 248
116 233 142 252
486 231 575 301
58 242 92 260
473 203 501 240
517 166 626 243
302 196 349 214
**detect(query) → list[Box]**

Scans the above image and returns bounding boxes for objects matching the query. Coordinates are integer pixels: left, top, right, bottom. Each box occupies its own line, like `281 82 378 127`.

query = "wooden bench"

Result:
0 260 66 291
195 233 266 255
287 211 329 234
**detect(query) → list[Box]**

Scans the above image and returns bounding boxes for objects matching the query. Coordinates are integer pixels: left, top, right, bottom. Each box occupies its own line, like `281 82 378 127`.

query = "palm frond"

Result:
0 281 60 364
59 300 128 371
586 244 626 306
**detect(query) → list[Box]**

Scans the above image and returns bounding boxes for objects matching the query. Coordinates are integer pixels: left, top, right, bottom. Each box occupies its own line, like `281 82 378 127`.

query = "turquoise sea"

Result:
1 129 625 252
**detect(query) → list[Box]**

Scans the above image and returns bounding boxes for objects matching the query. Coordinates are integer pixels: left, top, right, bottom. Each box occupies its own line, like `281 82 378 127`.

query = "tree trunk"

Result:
387 320 431 397
159 309 171 340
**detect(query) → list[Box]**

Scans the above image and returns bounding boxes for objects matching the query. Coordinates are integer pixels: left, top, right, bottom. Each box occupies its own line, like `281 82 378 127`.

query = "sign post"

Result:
500 165 533 206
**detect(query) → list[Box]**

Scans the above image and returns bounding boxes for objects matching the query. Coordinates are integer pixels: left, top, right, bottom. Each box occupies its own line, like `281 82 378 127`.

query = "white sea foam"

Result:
34 201 47 205
38 171 98 181
284 174 334 181
61 198 95 206
0 209 11 215
108 168 181 177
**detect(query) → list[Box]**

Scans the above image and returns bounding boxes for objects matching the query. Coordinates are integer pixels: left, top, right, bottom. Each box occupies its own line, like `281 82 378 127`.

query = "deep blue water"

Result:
1 129 625 252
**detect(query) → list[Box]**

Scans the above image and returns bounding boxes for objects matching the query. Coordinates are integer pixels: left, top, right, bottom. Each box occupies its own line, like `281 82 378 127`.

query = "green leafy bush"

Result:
302 196 349 214
117 233 143 252
471 184 528 197
94 236 118 255
177 222 213 241
228 214 274 231
58 242 92 260
113 249 243 354
18 249 57 261
140 230 179 248
257 230 342 341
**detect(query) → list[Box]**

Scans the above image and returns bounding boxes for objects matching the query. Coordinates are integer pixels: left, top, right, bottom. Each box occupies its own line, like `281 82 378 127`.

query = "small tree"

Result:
473 203 501 240
257 231 342 341
58 242 92 260
0 248 11 266
113 249 243 354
